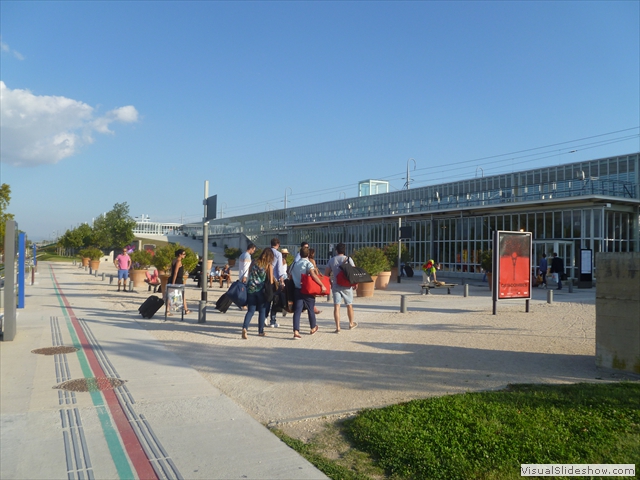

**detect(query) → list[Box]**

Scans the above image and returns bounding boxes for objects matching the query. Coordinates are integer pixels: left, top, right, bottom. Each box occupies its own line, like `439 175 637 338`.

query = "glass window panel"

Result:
573 210 581 238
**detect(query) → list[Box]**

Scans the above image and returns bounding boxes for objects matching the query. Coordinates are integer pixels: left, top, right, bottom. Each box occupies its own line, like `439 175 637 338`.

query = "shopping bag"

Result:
336 270 357 288
300 273 331 296
339 257 373 284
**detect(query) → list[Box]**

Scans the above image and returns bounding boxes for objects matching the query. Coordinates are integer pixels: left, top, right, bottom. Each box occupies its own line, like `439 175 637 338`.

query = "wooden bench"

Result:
420 282 457 295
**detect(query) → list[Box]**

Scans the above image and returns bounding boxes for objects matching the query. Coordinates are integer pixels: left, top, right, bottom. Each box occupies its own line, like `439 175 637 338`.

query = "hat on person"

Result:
280 248 290 254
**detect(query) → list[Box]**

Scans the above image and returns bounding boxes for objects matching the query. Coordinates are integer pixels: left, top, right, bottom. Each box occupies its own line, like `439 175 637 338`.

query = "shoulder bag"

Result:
300 273 331 296
339 256 373 284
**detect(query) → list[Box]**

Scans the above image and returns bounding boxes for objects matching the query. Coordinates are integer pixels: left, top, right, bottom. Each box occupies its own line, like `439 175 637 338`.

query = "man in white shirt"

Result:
294 241 309 263
238 243 256 283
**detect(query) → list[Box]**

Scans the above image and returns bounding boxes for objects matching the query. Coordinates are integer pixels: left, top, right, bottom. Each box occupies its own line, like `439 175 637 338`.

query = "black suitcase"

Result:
139 295 164 319
215 293 233 313
404 265 414 277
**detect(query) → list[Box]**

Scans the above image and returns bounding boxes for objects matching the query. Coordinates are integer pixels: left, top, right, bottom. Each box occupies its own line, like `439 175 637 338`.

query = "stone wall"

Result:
595 252 640 374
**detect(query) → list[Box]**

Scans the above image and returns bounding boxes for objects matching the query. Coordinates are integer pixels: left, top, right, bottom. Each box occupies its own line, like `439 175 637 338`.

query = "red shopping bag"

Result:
300 273 331 296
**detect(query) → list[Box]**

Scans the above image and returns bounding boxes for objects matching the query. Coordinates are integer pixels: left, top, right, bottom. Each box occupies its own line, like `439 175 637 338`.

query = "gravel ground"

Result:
89 267 637 443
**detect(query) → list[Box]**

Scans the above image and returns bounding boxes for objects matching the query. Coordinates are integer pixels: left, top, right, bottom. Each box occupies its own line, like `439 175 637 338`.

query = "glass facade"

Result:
194 153 639 278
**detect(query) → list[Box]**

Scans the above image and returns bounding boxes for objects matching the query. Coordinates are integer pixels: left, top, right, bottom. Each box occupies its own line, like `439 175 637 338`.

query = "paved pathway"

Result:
1 262 327 480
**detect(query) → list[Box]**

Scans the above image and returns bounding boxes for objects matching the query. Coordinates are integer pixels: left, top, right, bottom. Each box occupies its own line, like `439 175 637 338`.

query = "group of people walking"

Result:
239 239 358 340
538 252 565 290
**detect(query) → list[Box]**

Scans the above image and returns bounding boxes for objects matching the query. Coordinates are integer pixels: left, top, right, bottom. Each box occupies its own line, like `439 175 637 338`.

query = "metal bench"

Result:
420 282 457 295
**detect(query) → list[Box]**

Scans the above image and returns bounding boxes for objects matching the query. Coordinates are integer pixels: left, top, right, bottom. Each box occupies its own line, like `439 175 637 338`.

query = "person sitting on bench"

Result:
208 266 221 288
145 270 161 292
219 264 231 288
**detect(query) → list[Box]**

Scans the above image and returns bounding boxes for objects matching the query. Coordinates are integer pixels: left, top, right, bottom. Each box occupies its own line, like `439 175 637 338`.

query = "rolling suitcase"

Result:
139 295 164 319
215 293 233 313
404 265 414 277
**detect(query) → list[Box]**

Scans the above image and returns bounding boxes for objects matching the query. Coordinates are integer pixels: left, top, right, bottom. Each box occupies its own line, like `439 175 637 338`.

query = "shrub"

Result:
130 249 153 269
383 242 411 267
224 247 241 260
352 247 390 276
80 247 103 261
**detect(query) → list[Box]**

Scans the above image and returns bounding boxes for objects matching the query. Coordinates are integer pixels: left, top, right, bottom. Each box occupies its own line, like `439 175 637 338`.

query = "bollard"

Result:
568 281 573 293
400 295 407 313
547 289 553 304
464 284 469 297
101 273 105 281
94 269 98 277
129 282 134 292
84 266 88 272
109 275 114 284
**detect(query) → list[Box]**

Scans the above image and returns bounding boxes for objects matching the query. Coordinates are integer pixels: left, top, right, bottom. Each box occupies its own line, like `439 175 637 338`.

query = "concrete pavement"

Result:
1 262 327 480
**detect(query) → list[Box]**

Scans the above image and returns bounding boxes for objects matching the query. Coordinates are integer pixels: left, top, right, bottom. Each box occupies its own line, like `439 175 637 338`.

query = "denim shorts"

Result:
332 286 353 305
117 269 129 280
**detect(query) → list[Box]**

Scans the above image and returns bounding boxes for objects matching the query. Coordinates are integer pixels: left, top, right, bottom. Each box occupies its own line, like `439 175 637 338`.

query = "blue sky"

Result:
1 1 639 241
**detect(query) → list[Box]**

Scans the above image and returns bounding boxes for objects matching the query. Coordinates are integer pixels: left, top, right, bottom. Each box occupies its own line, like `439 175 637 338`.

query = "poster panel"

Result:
496 231 532 300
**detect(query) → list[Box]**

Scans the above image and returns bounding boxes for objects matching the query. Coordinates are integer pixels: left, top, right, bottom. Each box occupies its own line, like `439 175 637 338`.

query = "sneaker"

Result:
269 322 279 328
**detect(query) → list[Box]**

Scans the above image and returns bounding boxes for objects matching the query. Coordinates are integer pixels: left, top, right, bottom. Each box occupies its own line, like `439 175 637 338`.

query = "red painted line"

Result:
52 268 158 480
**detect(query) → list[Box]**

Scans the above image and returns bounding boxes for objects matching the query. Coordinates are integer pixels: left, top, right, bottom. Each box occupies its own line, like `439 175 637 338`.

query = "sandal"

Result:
310 326 319 335
293 332 302 339
258 332 266 337
184 310 191 315
241 328 248 340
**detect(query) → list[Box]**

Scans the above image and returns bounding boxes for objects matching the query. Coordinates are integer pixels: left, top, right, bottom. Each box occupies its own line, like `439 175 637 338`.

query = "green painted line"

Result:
50 267 135 480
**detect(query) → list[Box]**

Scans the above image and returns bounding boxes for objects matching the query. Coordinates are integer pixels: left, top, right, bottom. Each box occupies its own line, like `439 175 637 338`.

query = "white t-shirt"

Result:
238 251 252 281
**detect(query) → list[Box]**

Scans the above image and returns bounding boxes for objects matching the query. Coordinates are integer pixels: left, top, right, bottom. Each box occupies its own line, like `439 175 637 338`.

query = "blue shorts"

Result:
332 286 353 305
118 269 129 280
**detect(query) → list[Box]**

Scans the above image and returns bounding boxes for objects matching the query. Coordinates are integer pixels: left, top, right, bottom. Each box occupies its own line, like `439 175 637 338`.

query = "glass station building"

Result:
189 152 639 280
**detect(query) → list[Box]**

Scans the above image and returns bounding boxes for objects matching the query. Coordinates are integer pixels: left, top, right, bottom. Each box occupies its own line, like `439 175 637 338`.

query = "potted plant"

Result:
129 249 153 288
352 247 389 297
78 248 91 267
224 247 241 267
152 244 177 292
383 242 411 284
83 247 103 272
481 250 493 291
181 248 199 277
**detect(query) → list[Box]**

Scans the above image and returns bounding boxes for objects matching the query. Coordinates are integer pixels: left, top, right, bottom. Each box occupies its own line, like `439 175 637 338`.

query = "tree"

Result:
58 223 94 250
0 183 15 252
91 202 136 250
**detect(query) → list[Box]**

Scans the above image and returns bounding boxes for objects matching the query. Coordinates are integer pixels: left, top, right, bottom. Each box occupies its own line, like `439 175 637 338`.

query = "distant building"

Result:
359 179 389 196
186 152 639 280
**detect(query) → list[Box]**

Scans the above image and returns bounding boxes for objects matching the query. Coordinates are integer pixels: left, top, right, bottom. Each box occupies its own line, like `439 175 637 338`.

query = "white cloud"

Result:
0 82 139 167
0 38 25 60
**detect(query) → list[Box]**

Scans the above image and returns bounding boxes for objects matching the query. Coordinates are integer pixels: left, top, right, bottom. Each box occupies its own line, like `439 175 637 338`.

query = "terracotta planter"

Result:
356 276 377 297
375 271 391 290
81 257 90 267
390 266 399 283
130 269 148 288
207 260 213 272
227 258 236 267
89 260 100 271
159 274 170 293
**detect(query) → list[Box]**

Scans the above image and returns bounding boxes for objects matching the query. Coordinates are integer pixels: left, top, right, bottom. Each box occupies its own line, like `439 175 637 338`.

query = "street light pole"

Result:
284 187 292 227
406 158 416 189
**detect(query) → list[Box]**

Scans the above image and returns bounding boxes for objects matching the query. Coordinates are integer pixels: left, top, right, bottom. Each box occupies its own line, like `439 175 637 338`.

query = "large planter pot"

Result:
130 269 148 288
226 259 236 267
159 274 170 293
375 271 391 290
390 266 399 283
356 276 378 297
81 257 90 267
207 260 213 272
89 260 100 271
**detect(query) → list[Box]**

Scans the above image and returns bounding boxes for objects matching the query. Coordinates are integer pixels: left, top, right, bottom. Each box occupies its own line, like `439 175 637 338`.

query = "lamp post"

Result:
219 202 227 218
475 166 484 178
284 187 292 227
405 158 416 189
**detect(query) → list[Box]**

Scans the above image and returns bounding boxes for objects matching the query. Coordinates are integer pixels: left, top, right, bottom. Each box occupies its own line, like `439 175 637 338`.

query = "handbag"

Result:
336 270 357 288
263 280 276 304
226 280 248 307
339 257 373 284
300 273 331 296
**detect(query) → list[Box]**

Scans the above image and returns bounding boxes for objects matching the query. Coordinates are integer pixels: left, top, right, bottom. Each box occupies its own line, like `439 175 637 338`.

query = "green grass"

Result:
276 383 640 480
36 253 75 262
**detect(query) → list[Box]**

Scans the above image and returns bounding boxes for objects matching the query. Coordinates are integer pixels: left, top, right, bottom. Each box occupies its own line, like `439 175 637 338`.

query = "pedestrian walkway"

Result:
0 262 327 480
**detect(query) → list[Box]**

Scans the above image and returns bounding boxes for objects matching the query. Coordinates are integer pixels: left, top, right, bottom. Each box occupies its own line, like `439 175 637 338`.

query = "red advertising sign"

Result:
496 231 532 300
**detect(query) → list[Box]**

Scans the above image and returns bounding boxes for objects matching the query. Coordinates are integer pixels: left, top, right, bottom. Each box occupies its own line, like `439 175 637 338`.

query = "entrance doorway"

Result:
533 241 574 280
